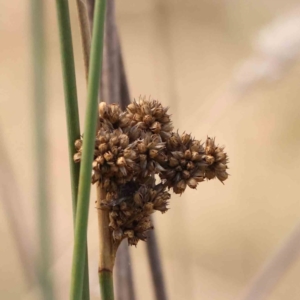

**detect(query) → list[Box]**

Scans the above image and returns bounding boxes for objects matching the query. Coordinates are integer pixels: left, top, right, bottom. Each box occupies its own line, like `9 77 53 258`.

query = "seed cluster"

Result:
74 98 229 245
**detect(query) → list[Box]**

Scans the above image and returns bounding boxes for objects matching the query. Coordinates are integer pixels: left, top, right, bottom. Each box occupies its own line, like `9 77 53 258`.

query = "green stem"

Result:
70 0 106 299
31 0 54 298
99 271 114 300
55 0 90 299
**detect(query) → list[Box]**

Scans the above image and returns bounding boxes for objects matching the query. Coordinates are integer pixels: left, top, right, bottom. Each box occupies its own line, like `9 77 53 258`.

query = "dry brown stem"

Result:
96 185 119 273
75 0 91 81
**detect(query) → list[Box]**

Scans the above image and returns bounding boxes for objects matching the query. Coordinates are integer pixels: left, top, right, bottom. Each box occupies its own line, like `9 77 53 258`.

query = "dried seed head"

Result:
74 99 230 246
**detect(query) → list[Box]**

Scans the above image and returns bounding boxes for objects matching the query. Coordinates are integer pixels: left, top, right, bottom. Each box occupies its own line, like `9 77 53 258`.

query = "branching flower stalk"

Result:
74 98 229 298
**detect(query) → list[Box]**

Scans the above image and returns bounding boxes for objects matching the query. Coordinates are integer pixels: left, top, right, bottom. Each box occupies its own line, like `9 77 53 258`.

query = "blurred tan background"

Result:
2 0 300 299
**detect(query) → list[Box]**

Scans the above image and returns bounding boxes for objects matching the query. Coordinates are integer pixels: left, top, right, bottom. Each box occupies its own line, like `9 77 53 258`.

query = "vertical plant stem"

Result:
146 216 168 300
70 0 106 299
96 187 118 300
55 0 90 299
30 0 54 298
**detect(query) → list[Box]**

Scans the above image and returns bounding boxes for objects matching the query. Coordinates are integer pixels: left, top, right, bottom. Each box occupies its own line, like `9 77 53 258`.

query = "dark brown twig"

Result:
115 240 136 300
87 0 135 299
146 217 168 300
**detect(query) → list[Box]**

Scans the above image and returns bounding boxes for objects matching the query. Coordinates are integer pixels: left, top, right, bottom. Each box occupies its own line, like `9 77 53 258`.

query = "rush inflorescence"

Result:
74 98 229 246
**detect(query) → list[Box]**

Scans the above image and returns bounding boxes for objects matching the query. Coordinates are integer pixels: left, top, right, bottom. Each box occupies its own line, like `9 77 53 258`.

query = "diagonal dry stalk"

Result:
238 221 300 300
0 130 36 287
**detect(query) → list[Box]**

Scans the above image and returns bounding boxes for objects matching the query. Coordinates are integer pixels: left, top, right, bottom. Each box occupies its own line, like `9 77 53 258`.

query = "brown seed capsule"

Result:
92 171 100 183
111 146 118 156
215 163 227 171
169 157 179 167
190 140 202 152
92 161 98 169
98 143 108 153
99 102 107 117
103 178 110 188
138 142 147 154
127 103 136 113
124 149 137 160
74 153 81 163
217 171 228 182
119 134 129 148
205 155 215 165
143 115 153 125
110 163 119 173
124 230 134 238
110 136 119 146
215 151 226 162
168 135 180 148
113 229 123 241
120 202 127 211
150 122 161 133
133 113 142 122
186 161 195 170
98 135 107 144
96 155 105 165
205 169 215 180
104 151 114 162
160 115 170 123
174 180 187 194
181 133 191 145
149 149 158 159
191 151 201 161
182 170 190 179
74 139 82 150
144 202 154 214
134 190 143 203
187 178 198 189
205 138 215 155
117 157 126 167
184 150 192 160
153 107 164 118
180 159 187 167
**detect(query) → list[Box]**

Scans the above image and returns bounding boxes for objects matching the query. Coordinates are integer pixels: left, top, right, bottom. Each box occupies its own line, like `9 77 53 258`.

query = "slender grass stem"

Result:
55 0 90 299
70 0 106 299
30 0 54 298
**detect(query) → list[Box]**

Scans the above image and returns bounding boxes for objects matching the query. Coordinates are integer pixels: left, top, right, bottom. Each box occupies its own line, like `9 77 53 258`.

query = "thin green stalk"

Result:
55 0 90 299
30 0 54 298
70 0 106 299
99 271 114 300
